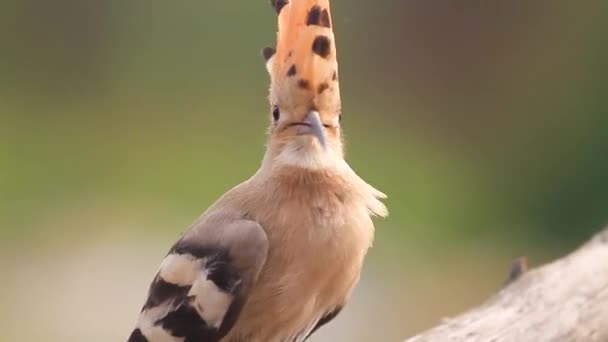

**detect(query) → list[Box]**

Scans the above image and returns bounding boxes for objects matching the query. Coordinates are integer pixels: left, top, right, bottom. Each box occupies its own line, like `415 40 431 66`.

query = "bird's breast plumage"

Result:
218 167 376 341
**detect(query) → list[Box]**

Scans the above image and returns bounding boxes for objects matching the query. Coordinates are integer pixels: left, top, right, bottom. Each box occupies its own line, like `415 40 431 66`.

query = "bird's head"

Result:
262 0 343 170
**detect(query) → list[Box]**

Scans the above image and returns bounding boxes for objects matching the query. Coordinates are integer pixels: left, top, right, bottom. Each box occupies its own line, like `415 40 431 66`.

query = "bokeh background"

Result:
1 0 607 341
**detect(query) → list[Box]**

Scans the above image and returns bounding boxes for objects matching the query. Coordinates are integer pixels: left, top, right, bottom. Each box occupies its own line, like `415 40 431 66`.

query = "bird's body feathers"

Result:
218 163 385 341
130 163 385 341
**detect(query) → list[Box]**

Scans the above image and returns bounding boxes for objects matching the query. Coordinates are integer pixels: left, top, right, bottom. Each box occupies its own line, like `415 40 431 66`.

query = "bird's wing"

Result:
128 216 269 342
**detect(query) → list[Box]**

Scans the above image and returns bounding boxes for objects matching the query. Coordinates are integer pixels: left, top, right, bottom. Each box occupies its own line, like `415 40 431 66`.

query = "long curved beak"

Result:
302 111 327 149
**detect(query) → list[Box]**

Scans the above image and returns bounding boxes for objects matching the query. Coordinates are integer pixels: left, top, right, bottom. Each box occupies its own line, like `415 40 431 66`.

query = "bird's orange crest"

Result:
264 0 341 119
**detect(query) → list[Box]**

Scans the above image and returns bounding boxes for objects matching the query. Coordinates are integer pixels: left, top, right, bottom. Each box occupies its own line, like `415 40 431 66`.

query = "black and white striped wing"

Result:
128 220 268 342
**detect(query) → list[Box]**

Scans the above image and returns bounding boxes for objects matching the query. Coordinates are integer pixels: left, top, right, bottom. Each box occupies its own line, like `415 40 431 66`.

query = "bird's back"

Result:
217 166 377 341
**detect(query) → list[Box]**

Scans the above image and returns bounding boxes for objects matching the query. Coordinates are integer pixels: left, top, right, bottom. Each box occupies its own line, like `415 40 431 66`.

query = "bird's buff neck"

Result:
261 138 344 172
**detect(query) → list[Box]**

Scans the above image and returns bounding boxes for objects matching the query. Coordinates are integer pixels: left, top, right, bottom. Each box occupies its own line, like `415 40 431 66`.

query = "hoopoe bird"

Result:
128 0 387 341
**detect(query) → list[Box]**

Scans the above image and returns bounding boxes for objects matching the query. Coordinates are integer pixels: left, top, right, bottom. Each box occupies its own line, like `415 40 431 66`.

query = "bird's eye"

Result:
272 106 280 122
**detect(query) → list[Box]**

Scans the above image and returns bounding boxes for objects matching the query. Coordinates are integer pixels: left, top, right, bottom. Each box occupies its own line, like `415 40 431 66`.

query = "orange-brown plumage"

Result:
268 0 341 131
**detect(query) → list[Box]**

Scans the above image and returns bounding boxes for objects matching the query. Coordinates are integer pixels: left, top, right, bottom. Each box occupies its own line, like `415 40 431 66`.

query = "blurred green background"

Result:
1 0 607 341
